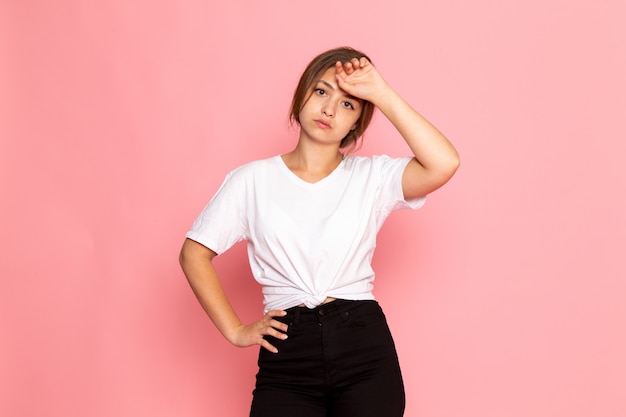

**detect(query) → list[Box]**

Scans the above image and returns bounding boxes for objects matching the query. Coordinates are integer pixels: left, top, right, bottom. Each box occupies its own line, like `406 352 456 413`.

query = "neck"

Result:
281 142 344 183
288 140 343 168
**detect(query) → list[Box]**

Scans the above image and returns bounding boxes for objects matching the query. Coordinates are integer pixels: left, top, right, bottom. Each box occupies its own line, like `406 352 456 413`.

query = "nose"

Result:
321 101 335 118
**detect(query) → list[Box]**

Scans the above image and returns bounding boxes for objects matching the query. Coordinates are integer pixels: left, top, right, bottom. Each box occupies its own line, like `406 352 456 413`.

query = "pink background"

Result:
2 1 625 416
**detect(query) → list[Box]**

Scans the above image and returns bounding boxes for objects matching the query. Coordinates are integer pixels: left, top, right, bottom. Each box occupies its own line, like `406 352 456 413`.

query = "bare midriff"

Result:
297 297 337 307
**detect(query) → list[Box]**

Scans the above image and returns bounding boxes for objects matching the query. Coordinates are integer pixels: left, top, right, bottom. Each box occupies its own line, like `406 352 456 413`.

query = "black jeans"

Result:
250 300 405 417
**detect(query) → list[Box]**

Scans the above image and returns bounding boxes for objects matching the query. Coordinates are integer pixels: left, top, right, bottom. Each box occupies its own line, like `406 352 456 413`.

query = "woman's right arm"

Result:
179 238 288 353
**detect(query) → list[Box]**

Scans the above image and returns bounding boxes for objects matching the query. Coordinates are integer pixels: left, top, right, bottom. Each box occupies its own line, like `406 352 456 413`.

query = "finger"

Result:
267 326 288 341
359 57 369 67
264 310 288 333
260 338 279 354
335 61 345 75
269 319 289 334
265 309 287 317
341 60 354 74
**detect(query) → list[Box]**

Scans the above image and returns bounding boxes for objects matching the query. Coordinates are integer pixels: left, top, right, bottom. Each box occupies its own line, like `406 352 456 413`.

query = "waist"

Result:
297 297 336 307
282 299 383 324
262 290 376 311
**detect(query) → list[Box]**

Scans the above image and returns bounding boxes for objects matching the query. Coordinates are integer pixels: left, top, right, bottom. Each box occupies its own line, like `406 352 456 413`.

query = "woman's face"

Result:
298 66 362 146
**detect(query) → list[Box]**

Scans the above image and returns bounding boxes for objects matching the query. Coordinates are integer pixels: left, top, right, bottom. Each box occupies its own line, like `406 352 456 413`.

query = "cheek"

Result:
299 95 319 116
350 111 362 129
297 104 310 122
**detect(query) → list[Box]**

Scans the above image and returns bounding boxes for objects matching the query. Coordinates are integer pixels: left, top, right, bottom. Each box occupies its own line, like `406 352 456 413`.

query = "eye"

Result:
342 101 355 110
315 88 327 96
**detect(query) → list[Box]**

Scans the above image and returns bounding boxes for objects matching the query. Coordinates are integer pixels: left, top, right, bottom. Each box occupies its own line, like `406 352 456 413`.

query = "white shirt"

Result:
186 154 425 311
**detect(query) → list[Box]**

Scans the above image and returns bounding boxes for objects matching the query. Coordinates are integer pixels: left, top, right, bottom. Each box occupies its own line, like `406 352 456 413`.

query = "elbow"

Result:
433 154 461 191
179 239 195 271
438 153 460 183
179 245 191 275
448 153 461 177
178 247 187 268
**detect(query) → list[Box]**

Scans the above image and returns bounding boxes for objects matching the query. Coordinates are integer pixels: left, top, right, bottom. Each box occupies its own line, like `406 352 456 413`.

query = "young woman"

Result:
179 46 459 416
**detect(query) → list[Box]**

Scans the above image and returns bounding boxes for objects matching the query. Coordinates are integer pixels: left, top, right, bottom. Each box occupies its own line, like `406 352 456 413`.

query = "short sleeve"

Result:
377 155 426 213
185 171 247 255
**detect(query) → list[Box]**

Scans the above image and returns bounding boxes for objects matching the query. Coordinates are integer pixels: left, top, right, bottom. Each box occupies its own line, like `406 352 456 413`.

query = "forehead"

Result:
313 67 356 96
318 66 337 79
309 66 337 88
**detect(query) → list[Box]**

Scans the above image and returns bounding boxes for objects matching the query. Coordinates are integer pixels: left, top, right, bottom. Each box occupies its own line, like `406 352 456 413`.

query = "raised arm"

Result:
179 238 288 353
335 58 460 199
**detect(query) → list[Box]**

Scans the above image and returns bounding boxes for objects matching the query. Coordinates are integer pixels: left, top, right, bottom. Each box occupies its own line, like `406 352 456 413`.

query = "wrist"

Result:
221 321 244 345
370 84 398 109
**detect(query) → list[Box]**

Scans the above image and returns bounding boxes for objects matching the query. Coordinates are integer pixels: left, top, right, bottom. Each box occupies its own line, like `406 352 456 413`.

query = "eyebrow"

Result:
315 80 360 102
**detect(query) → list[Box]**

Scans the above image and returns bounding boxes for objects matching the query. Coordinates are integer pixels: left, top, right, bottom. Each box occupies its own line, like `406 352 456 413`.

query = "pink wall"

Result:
2 1 625 416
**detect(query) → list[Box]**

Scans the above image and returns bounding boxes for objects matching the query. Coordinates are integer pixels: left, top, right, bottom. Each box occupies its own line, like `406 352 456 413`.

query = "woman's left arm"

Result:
335 58 460 199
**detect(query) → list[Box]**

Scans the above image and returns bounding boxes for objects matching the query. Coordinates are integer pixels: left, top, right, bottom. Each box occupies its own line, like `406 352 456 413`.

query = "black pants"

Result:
250 300 405 417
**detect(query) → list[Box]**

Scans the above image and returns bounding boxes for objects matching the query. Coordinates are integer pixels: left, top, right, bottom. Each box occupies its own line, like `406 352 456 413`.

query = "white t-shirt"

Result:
186 154 426 311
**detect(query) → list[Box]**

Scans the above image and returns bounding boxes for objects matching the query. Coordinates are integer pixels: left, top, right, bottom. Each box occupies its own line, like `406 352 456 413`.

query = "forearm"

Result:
373 86 459 172
179 240 242 343
179 238 288 352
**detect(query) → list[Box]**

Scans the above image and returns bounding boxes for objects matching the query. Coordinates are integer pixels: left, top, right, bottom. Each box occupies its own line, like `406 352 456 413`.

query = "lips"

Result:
314 119 331 129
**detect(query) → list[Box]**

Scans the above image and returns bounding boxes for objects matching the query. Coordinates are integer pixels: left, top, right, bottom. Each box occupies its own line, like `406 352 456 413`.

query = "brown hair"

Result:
289 47 376 150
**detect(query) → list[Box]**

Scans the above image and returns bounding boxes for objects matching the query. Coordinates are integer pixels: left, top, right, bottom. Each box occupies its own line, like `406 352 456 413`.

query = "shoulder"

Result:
344 154 412 173
227 155 281 179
